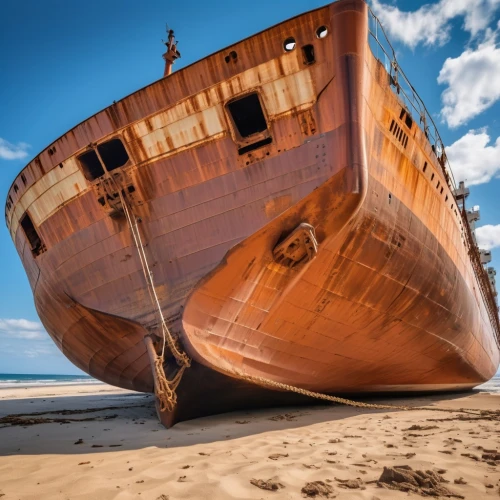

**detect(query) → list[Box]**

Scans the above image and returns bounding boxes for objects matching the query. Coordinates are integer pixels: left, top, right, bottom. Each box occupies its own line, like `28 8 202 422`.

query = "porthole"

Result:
316 26 328 39
225 50 238 63
284 37 296 52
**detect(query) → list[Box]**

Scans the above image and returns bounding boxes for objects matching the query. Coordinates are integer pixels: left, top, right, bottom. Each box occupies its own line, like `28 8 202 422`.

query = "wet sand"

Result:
0 384 499 499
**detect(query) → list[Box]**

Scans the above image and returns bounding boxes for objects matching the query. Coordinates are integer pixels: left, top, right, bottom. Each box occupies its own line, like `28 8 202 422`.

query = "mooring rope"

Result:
115 188 190 413
243 374 498 417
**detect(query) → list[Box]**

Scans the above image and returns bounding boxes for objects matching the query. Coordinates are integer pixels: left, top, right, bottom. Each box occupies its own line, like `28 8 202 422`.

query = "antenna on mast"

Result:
162 24 181 77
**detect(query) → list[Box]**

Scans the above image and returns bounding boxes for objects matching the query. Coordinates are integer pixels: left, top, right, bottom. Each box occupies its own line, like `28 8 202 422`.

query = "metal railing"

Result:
367 8 500 345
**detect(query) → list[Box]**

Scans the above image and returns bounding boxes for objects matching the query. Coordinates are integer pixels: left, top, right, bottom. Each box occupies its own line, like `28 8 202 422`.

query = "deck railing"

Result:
367 8 500 346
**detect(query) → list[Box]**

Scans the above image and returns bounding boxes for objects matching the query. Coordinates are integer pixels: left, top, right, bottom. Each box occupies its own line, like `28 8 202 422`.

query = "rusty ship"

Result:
5 0 500 426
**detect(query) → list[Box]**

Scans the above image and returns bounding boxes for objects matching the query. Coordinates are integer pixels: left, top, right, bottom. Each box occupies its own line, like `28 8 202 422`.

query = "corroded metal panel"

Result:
8 159 87 238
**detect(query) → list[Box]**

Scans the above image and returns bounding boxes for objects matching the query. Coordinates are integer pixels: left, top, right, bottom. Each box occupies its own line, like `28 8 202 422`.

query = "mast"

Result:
162 29 181 77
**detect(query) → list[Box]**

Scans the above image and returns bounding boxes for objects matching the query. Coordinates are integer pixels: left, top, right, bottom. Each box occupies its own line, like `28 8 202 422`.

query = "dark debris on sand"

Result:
268 413 298 422
250 478 284 491
0 414 117 427
0 404 150 428
301 481 335 498
377 465 464 498
335 478 364 489
403 425 439 431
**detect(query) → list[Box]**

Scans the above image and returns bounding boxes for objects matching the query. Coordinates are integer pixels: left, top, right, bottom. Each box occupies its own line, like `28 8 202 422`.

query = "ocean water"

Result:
0 373 102 388
477 374 500 393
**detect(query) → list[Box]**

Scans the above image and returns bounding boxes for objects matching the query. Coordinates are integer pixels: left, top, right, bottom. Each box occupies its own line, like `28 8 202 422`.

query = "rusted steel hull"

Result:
5 0 499 426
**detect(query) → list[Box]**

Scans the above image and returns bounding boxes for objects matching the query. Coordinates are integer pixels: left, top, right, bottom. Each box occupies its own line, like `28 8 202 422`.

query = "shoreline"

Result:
0 381 105 392
1 384 499 499
0 383 131 404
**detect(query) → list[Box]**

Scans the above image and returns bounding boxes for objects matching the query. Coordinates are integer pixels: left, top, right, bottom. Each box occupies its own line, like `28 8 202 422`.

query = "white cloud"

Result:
438 29 500 127
371 0 500 49
0 138 30 160
446 129 500 185
476 224 500 250
0 318 46 339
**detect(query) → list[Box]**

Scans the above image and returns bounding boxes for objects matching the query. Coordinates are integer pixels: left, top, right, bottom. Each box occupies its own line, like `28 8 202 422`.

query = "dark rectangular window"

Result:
20 213 45 256
78 150 105 181
302 44 315 65
227 93 268 138
78 138 129 181
97 138 129 172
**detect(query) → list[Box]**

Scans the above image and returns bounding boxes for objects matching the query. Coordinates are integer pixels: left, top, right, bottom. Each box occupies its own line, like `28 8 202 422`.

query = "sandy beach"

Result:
1 384 499 499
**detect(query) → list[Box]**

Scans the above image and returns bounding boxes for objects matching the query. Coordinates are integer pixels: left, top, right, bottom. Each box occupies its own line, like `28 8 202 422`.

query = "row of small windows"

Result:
422 160 459 219
387 110 460 223
6 175 28 212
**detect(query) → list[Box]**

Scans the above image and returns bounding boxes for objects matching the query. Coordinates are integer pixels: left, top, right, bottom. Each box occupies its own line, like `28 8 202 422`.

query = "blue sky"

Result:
0 0 499 375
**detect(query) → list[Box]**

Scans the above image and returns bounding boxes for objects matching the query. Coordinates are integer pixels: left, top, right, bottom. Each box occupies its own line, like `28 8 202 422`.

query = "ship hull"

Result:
5 0 499 425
